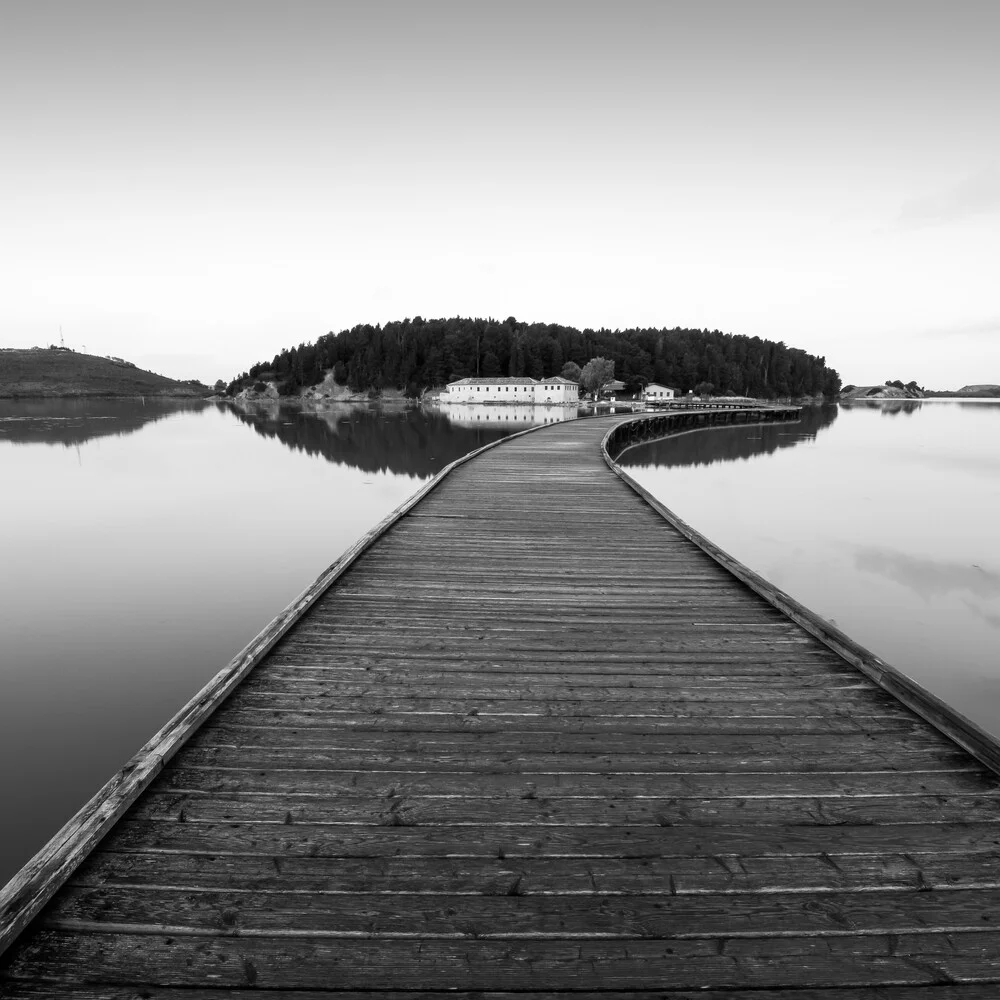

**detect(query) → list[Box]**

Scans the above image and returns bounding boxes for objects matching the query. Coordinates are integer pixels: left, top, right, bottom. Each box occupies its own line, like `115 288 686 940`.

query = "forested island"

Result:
226 317 841 400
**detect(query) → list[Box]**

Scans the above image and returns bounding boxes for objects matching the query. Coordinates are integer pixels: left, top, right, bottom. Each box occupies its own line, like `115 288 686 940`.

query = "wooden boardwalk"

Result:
4 410 1000 996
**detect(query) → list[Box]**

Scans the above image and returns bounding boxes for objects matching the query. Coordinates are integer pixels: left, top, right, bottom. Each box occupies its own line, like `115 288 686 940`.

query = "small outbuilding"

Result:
644 383 677 401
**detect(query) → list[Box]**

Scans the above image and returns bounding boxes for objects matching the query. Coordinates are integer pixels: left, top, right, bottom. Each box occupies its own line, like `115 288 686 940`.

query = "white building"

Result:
644 383 677 401
445 376 579 405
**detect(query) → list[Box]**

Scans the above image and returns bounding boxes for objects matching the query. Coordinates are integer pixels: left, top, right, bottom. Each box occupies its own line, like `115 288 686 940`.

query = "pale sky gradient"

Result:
2 0 998 388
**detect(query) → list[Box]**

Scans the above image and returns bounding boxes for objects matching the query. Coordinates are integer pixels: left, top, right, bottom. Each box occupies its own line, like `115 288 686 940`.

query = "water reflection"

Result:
842 399 921 416
0 398 209 447
227 401 576 477
854 547 1000 602
442 403 579 428
619 404 838 469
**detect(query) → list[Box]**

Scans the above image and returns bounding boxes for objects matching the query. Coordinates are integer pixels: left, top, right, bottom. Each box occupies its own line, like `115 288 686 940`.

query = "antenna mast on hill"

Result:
60 326 65 349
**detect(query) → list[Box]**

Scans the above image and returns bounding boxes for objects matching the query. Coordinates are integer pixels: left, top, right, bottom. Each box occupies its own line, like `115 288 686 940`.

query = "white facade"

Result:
644 383 676 401
445 376 579 405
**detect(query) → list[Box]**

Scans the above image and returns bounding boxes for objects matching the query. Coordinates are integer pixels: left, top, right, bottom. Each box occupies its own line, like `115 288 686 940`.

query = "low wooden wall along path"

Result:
4 408 1000 996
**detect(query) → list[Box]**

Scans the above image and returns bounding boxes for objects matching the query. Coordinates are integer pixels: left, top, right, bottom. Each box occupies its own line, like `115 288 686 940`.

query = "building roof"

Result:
448 377 537 386
602 379 626 391
547 376 578 385
447 376 577 386
646 383 676 391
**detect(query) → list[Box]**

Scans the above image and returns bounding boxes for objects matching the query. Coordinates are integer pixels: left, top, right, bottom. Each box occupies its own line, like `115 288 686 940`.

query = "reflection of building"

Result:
644 383 676 401
445 376 579 404
442 404 578 428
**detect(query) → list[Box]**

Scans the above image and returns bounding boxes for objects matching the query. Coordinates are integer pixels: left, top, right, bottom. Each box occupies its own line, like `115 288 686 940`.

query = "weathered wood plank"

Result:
189 710 930 735
5 931 996 990
154 765 998 800
184 726 962 756
180 744 977 773
66 851 1000 896
97 818 1000 860
129 790 1000 827
7 988 999 1000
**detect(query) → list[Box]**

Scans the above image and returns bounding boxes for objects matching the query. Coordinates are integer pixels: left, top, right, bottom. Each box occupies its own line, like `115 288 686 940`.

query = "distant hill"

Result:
957 384 1000 395
840 383 923 401
924 384 1000 398
0 348 211 398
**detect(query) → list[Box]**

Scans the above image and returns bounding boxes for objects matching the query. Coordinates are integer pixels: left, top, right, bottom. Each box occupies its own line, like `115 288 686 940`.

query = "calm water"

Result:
619 399 1000 739
0 398 578 887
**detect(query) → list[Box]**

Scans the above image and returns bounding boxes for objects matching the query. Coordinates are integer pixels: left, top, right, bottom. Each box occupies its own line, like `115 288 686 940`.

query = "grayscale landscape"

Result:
2 1 999 994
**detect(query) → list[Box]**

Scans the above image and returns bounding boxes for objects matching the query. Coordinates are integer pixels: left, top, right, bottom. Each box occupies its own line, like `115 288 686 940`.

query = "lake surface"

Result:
3 397 998 891
619 399 1000 741
0 398 578 887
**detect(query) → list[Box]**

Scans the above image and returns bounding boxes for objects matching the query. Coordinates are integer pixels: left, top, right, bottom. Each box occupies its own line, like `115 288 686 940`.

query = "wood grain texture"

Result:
5 407 1000 996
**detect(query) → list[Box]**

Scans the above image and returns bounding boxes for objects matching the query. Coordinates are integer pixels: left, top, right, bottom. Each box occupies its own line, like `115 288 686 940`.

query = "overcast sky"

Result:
2 0 998 388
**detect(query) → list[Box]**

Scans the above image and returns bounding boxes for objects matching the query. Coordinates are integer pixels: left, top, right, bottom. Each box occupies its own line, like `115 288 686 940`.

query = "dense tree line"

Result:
227 317 840 399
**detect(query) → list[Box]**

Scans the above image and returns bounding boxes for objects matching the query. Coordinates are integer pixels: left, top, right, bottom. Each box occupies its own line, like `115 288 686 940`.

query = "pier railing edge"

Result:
0 413 598 959
602 410 1000 779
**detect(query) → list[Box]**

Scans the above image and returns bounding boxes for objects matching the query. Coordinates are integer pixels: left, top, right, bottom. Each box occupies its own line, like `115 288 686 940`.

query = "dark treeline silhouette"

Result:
226 403 530 478
618 405 839 470
227 317 840 399
0 399 210 448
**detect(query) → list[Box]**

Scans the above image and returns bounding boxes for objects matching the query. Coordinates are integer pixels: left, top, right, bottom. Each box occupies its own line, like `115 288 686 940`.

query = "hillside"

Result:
924 384 1000 398
0 348 211 398
840 384 923 401
957 384 1000 395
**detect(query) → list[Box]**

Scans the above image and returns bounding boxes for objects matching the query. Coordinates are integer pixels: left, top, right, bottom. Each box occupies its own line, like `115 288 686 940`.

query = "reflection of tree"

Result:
0 399 210 448
226 403 527 477
842 400 921 416
878 401 921 416
618 405 839 470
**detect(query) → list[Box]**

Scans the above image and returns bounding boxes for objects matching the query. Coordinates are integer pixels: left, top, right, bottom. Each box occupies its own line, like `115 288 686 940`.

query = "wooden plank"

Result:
6 988 1000 1000
179 743 977 773
154 765 997 800
128 790 1000 827
39 884 1000 938
97 817 1000 860
65 851 1000 896
184 711 924 736
4 931 995 990
185 726 961 756
222 692 913 718
236 677 884 700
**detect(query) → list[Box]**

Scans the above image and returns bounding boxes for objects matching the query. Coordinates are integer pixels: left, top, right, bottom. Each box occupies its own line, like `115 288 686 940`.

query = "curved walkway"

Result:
4 413 1000 995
